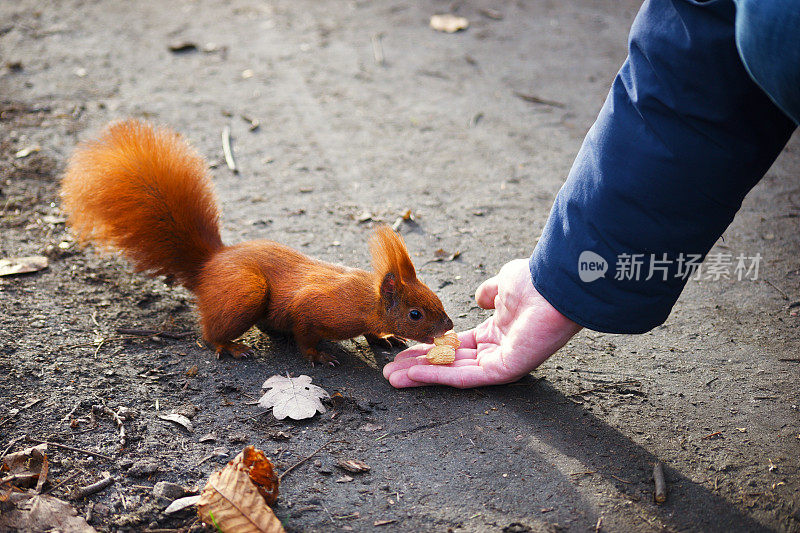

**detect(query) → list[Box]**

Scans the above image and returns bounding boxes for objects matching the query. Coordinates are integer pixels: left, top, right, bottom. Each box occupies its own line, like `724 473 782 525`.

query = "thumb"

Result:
475 276 499 309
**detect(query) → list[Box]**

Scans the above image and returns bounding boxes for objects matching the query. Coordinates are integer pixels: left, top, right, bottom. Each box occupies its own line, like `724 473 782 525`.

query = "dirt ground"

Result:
1 0 799 531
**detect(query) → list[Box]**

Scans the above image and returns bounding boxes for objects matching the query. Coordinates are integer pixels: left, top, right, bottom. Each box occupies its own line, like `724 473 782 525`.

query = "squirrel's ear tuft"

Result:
370 226 417 282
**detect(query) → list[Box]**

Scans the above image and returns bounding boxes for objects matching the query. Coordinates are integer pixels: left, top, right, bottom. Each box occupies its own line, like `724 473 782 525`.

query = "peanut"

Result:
426 345 456 365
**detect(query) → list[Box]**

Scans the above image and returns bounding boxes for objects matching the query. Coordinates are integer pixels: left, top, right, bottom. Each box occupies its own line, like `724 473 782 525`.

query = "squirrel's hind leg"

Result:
195 264 269 359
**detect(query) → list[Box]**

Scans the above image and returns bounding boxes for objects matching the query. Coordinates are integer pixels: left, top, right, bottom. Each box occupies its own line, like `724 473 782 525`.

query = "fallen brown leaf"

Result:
168 41 198 53
240 446 279 506
0 444 48 490
164 494 201 514
0 490 96 532
158 412 193 433
14 146 40 159
197 446 283 533
0 256 49 277
433 249 461 262
336 459 370 474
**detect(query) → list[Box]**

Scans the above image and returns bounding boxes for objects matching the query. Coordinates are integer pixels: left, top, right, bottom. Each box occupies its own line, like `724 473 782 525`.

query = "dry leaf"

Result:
164 494 201 514
0 256 49 277
1 444 48 490
240 446 279 506
197 446 284 533
433 249 460 262
259 375 330 420
335 475 354 483
168 41 198 53
430 14 469 33
0 490 97 533
337 459 370 473
158 413 193 433
14 146 40 159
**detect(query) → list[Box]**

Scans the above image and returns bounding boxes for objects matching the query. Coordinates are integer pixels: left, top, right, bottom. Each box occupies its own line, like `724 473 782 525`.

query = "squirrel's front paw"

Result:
215 342 254 359
365 334 407 349
303 348 339 367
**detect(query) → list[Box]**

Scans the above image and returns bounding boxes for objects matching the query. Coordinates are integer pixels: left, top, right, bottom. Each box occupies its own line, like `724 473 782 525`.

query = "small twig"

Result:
238 410 270 422
44 469 84 495
595 515 603 532
371 32 385 66
513 91 565 108
61 401 82 422
702 431 723 440
0 196 12 217
25 436 112 461
93 337 108 358
279 439 346 482
222 126 238 173
0 435 25 462
92 405 126 450
610 474 631 484
115 328 193 340
763 279 790 300
70 474 114 500
320 502 336 524
653 462 667 503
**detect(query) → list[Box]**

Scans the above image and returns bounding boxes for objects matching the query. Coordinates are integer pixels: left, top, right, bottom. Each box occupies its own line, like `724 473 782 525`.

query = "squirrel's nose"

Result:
442 316 454 332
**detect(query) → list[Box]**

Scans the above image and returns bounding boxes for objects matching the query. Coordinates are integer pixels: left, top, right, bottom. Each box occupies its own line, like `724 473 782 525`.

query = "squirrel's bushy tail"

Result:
61 119 223 289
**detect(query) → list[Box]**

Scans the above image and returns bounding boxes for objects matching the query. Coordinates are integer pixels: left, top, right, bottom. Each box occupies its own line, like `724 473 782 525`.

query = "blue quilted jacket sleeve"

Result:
529 0 796 333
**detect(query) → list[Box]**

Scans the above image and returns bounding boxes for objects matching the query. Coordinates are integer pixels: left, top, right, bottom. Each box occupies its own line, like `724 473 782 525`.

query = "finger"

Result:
456 329 478 349
383 355 430 376
396 343 433 357
383 348 478 377
387 368 429 388
475 276 499 309
406 364 502 389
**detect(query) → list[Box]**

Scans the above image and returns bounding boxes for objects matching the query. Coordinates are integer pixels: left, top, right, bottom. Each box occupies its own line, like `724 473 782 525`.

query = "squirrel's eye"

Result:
409 309 422 321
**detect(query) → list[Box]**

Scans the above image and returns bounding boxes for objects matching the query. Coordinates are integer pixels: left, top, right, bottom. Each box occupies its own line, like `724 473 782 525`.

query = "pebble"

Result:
153 481 186 501
128 459 159 477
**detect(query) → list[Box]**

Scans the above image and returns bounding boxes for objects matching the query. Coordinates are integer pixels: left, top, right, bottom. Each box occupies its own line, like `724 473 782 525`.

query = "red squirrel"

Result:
61 119 453 364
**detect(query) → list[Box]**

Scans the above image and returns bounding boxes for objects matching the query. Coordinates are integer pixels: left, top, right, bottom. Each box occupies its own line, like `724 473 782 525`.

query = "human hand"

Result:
382 259 582 388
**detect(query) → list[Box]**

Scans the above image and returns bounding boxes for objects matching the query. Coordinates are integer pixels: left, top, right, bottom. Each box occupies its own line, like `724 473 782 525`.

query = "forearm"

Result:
530 0 796 333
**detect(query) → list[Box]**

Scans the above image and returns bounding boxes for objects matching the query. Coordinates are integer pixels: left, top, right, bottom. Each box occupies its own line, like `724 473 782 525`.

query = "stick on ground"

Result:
222 126 238 173
26 436 112 461
70 474 114 500
653 462 667 504
93 404 126 450
279 439 347 482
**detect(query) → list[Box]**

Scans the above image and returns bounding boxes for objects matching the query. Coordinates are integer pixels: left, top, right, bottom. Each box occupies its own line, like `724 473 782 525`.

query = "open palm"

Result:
383 259 582 388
